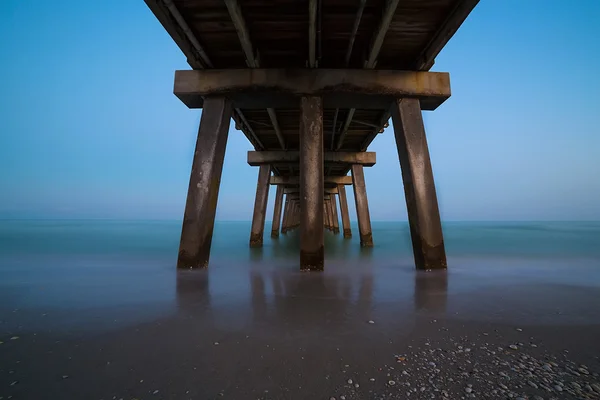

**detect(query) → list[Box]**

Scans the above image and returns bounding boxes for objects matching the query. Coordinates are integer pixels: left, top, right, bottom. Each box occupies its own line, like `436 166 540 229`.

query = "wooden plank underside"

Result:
248 151 376 166
270 176 353 185
175 69 451 111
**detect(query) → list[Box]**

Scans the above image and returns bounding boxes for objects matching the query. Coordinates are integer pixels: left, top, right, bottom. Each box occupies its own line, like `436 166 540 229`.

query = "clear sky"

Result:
1 0 599 221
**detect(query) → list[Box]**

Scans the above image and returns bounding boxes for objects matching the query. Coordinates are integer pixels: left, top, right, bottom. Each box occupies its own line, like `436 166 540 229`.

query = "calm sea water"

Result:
1 220 600 331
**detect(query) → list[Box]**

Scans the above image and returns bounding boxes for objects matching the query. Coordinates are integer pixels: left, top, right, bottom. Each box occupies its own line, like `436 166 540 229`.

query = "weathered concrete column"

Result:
351 164 374 247
178 97 232 269
327 198 334 231
250 165 271 247
337 184 352 238
281 196 290 234
299 96 324 270
290 201 297 229
271 185 284 238
294 201 300 228
324 200 330 230
331 194 340 234
391 98 447 269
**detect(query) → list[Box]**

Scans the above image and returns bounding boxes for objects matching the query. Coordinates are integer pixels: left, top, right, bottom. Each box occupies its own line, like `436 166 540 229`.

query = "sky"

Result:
0 0 599 221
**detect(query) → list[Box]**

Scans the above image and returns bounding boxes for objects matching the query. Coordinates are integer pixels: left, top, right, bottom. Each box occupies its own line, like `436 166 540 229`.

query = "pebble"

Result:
10 381 18 386
368 320 375 324
214 342 219 345
388 380 396 386
509 345 518 350
542 364 552 371
579 367 590 375
554 385 563 392
10 336 19 341
354 384 359 388
516 328 523 332
330 397 336 400
62 375 69 379
465 387 473 393
527 381 538 389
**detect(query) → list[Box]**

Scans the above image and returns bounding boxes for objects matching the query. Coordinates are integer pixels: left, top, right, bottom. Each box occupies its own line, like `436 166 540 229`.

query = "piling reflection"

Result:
176 270 211 311
174 258 449 334
248 267 374 327
414 270 448 313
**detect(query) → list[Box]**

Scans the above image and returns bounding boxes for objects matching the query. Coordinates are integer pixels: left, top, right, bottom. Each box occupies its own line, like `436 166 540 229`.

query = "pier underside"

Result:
145 0 478 270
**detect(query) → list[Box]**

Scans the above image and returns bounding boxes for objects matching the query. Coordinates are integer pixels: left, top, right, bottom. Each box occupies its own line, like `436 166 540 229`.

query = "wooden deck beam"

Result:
283 187 338 195
336 0 400 150
174 69 451 111
270 176 352 185
223 0 286 150
248 151 376 166
414 0 480 71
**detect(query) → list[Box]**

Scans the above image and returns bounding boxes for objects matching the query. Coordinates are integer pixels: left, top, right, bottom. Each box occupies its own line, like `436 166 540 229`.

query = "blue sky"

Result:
0 0 599 221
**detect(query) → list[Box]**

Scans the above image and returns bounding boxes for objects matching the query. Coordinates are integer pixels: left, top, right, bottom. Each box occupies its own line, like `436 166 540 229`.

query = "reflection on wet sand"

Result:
175 260 449 336
414 270 448 312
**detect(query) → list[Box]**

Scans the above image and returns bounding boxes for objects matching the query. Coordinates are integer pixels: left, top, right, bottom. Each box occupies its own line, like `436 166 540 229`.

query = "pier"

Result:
145 0 478 271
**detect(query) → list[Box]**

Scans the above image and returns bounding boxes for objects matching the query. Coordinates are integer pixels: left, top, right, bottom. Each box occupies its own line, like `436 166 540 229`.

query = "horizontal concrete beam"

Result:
174 69 451 111
248 151 376 167
283 187 339 195
270 176 353 185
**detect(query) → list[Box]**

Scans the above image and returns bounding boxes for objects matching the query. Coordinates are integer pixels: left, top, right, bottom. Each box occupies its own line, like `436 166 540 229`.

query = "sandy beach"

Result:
2 249 600 399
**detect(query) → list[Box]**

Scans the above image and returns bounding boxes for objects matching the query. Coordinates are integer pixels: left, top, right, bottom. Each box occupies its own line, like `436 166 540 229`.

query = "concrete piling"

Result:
351 164 374 247
391 98 447 269
299 96 324 271
178 97 232 268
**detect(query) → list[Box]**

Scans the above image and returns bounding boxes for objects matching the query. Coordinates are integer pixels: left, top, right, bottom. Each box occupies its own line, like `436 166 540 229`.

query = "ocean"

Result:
1 219 600 325
2 219 600 399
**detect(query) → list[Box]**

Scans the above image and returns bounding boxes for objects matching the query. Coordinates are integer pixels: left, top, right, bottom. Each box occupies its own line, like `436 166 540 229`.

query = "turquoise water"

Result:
1 219 600 329
1 220 599 260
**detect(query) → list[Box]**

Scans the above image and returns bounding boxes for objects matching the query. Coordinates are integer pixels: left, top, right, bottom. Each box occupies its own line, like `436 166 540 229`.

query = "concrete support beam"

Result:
324 199 331 230
308 0 317 68
281 196 290 234
174 69 451 111
294 201 300 228
291 201 299 229
288 201 295 231
299 96 324 270
351 164 374 247
327 199 335 231
337 184 352 238
178 97 232 268
249 151 375 167
290 201 296 229
391 98 447 269
270 175 353 186
250 164 271 247
271 185 284 238
331 194 340 234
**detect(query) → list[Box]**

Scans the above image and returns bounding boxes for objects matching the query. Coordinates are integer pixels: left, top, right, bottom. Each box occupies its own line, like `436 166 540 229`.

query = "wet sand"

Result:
2 257 600 399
